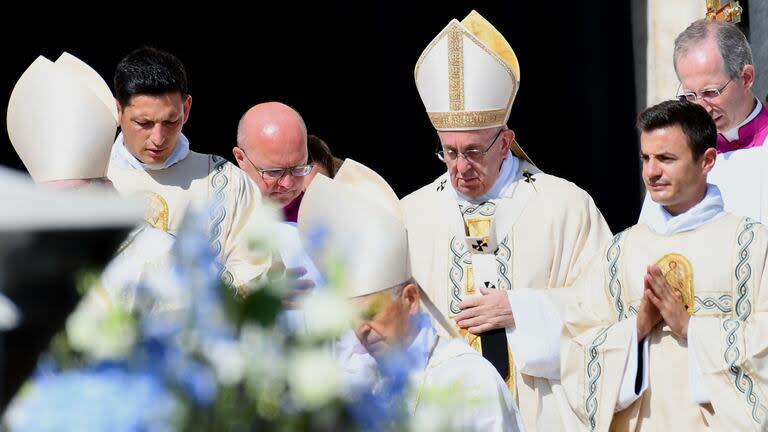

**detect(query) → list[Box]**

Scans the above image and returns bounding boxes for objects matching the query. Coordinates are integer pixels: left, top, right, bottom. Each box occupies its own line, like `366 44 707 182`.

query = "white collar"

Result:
110 132 191 171
643 184 725 235
448 151 520 204
722 97 762 141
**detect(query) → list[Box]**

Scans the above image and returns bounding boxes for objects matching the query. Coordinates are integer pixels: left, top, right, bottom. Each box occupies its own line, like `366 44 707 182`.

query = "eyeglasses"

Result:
676 79 732 102
436 129 504 163
239 147 313 181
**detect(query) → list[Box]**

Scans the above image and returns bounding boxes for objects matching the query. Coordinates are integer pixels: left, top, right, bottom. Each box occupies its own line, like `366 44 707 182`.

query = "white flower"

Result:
243 203 281 253
203 340 245 386
300 290 354 339
288 348 342 409
100 226 175 312
140 263 191 312
240 325 287 392
66 291 137 360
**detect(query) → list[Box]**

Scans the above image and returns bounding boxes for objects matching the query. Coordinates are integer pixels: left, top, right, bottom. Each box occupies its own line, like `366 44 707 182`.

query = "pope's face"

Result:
438 128 513 198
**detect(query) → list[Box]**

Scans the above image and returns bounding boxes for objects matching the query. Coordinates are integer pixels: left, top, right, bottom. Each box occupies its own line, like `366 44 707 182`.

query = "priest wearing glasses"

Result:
232 102 313 222
233 102 321 327
400 10 612 431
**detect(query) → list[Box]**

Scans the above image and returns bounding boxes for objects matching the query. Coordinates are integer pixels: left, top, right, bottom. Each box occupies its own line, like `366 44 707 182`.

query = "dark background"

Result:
0 2 641 233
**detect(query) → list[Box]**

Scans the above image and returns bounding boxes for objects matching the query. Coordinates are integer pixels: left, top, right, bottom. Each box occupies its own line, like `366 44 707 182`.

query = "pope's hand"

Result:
455 287 514 334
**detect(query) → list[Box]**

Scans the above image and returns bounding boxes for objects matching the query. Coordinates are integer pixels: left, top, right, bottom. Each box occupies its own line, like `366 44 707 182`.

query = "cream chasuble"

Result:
561 213 768 431
412 331 525 432
402 159 611 431
107 149 270 291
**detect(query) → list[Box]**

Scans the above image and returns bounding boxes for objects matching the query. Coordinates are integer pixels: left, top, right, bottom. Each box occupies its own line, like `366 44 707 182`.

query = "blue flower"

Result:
7 366 179 432
174 360 218 407
141 316 183 343
347 347 416 432
348 389 399 432
304 224 328 254
161 346 218 406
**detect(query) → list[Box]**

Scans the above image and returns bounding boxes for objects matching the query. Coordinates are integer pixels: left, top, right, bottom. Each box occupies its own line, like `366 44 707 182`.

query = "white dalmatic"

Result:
108 133 271 291
562 185 768 431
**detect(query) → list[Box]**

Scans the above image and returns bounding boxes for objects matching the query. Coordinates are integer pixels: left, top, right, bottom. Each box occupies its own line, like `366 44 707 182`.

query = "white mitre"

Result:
298 159 458 336
415 10 531 162
7 53 117 182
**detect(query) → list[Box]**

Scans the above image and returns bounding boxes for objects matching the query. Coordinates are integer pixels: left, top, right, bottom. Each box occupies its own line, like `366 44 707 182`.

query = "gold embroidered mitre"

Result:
414 10 530 163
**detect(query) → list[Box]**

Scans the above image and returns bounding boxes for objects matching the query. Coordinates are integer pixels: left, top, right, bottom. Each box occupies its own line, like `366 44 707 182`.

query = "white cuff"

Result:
687 318 711 404
505 289 562 380
616 317 649 412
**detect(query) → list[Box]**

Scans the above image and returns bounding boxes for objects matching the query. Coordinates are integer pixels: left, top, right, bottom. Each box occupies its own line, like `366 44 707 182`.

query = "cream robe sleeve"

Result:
688 221 768 430
553 186 613 287
213 162 271 291
506 189 613 380
559 232 639 432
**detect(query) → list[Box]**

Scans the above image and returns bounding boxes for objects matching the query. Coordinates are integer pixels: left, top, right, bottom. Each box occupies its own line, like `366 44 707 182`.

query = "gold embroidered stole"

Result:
458 202 517 399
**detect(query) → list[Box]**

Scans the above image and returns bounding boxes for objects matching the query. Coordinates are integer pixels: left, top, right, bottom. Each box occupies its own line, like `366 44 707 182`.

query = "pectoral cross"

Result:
522 169 536 188
472 239 489 252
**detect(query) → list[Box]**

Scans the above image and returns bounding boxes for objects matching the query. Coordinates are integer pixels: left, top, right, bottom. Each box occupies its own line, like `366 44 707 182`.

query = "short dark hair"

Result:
307 135 342 178
114 47 188 106
637 100 716 160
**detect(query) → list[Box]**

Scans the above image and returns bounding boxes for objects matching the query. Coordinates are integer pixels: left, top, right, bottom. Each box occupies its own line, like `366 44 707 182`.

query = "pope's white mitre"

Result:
7 53 117 182
415 10 521 132
298 159 409 299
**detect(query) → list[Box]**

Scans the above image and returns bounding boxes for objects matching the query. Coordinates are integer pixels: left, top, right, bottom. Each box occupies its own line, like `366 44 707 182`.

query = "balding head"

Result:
673 19 753 82
233 102 309 207
237 102 307 152
673 20 756 132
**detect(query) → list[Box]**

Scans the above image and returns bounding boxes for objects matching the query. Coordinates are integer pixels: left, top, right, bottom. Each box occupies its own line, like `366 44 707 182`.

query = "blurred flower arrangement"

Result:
4 206 417 432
